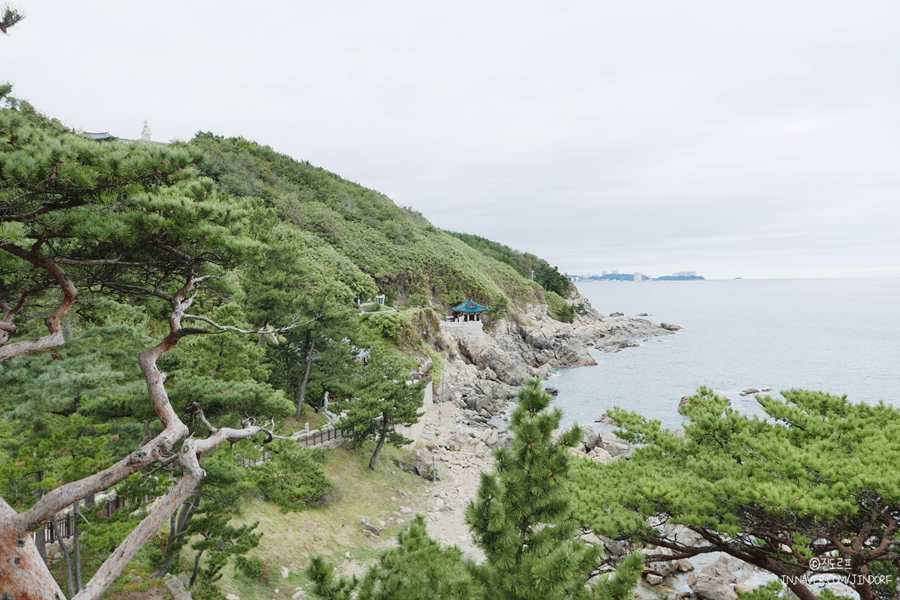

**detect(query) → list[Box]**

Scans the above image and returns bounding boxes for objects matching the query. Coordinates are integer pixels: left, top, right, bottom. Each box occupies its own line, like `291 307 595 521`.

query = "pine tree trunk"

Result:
73 500 83 592
190 549 205 587
52 514 75 598
295 340 315 419
0 498 66 600
369 425 387 471
34 471 47 565
34 523 48 565
154 495 197 578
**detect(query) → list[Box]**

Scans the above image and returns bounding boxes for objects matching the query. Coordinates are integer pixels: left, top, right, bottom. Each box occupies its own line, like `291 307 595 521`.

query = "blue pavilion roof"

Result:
453 300 489 313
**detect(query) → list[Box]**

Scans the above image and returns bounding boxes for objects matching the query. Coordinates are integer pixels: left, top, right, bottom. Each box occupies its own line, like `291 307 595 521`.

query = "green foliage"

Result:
334 344 426 469
1 6 25 33
360 308 440 349
447 231 573 297
570 388 900 599
545 291 575 323
0 414 111 509
466 378 637 600
249 440 333 512
309 516 472 600
190 133 541 310
737 581 784 600
309 379 640 600
235 555 271 583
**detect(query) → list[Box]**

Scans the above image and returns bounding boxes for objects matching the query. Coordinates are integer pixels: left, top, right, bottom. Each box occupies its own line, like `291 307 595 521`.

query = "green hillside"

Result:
190 133 549 313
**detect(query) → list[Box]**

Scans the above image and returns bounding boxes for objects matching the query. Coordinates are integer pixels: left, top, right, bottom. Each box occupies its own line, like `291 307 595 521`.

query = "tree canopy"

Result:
0 109 281 599
570 387 900 600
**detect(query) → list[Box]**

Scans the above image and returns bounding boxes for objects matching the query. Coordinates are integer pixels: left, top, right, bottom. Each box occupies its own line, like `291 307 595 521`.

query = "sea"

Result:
550 277 900 430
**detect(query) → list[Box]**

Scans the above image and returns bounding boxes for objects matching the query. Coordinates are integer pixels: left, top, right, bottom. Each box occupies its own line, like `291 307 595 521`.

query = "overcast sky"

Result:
4 1 899 279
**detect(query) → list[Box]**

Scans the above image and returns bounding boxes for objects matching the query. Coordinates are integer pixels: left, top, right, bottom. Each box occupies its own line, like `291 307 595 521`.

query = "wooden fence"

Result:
295 427 350 447
40 494 141 543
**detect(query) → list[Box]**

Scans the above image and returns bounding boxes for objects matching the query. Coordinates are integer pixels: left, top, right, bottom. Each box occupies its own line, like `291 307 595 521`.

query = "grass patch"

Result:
217 441 429 598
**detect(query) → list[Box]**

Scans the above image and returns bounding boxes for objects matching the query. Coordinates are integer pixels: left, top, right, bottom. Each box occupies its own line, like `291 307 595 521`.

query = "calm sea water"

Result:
551 278 900 429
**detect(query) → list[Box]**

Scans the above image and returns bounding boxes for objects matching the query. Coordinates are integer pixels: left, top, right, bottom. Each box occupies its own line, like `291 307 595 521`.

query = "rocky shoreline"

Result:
405 294 679 564
404 298 806 600
434 293 678 423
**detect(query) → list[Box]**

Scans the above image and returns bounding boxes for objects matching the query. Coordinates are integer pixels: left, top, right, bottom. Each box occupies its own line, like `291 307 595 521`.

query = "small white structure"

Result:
141 120 152 141
375 294 386 306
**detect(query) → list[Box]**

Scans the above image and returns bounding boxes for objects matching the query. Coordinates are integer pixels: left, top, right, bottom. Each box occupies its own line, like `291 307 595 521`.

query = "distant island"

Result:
569 271 705 282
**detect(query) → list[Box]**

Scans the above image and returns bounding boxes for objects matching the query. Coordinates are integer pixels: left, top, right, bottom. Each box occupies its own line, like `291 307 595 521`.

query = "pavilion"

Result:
452 300 489 322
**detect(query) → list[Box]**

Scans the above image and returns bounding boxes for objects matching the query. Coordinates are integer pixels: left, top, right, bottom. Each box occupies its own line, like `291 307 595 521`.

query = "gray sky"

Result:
4 1 900 279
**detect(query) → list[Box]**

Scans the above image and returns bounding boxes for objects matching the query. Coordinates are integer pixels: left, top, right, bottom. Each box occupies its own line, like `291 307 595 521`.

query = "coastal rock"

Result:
689 555 759 586
437 295 677 415
598 431 632 459
596 412 616 425
588 446 613 462
580 426 599 452
678 396 691 415
687 574 737 600
660 323 682 331
740 388 760 396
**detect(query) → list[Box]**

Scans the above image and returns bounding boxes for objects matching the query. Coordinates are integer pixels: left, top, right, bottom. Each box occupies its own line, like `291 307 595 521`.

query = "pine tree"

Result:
309 378 642 600
466 378 640 600
333 344 426 470
0 108 280 599
308 516 473 600
570 387 900 600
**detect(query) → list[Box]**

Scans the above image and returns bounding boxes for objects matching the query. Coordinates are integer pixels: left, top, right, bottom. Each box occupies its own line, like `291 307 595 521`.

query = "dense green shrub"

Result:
545 291 575 323
250 441 333 512
361 308 441 349
235 555 271 583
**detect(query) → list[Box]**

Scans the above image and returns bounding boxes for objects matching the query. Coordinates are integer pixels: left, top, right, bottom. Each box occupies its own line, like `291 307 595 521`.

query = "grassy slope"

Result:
220 443 431 599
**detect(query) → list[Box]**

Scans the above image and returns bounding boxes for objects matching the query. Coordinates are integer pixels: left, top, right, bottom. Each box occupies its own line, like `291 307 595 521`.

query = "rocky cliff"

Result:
434 294 677 420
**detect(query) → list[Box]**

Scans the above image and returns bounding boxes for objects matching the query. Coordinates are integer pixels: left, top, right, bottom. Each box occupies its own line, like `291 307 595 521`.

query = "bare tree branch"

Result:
0 242 77 362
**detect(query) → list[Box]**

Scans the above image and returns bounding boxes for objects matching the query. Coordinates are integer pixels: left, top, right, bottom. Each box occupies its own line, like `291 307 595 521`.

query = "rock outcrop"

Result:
435 295 675 416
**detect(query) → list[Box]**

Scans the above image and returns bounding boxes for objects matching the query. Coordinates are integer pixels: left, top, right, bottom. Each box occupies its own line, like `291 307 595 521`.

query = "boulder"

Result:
595 412 616 425
164 574 192 600
688 574 738 600
598 431 632 459
694 555 758 585
740 388 760 396
645 573 664 586
393 452 437 480
678 396 691 415
588 446 613 462
360 518 382 537
660 323 682 331
580 426 599 452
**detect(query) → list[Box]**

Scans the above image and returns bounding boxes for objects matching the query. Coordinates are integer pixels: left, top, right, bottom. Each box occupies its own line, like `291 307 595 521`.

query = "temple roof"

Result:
82 131 117 141
453 300 489 313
